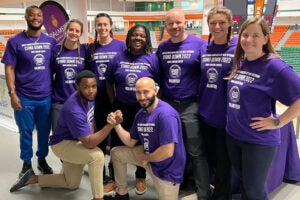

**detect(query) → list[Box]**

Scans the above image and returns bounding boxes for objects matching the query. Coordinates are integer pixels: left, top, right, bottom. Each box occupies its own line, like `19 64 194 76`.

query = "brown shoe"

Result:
103 180 117 195
135 178 147 195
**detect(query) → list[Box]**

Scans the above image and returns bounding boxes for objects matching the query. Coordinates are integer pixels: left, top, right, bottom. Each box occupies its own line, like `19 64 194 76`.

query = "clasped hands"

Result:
107 110 123 126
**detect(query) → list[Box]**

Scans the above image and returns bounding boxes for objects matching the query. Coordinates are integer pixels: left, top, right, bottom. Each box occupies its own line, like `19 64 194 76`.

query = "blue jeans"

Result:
14 95 51 164
226 135 277 200
165 99 211 199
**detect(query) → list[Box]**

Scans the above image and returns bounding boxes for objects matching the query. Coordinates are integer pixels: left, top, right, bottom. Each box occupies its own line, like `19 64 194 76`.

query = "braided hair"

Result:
89 13 114 61
206 6 233 52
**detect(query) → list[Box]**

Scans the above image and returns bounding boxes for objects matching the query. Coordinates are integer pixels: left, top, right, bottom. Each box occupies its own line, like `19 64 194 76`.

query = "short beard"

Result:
141 95 156 111
27 21 43 31
78 91 94 103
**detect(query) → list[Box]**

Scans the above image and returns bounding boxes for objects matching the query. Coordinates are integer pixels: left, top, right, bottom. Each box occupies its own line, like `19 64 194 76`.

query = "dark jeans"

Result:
226 135 277 200
165 99 211 199
200 118 232 200
110 99 146 179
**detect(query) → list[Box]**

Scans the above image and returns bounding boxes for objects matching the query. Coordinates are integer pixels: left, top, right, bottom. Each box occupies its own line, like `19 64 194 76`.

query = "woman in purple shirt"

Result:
226 17 300 200
198 7 237 200
86 13 126 189
51 19 87 130
105 24 160 195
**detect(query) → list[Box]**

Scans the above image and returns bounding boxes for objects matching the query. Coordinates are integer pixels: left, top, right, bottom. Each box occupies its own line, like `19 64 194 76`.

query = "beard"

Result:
140 95 156 111
78 91 95 103
27 20 43 31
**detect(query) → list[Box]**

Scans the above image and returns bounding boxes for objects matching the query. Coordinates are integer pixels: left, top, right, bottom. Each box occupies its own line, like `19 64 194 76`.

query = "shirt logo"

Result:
126 73 138 87
97 63 107 76
33 54 45 66
169 64 181 78
64 68 76 80
207 68 218 83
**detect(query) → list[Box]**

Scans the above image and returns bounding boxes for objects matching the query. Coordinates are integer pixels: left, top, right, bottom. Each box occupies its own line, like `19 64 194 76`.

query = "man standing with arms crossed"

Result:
156 8 211 199
1 5 57 178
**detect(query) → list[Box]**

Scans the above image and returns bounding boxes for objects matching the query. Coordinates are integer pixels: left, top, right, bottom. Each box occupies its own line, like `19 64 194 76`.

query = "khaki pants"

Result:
38 140 104 198
111 145 180 200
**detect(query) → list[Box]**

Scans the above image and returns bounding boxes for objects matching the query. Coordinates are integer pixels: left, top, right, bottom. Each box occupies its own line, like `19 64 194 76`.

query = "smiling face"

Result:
66 22 82 43
165 8 186 42
208 13 231 44
95 16 113 40
135 77 158 111
240 22 268 60
25 7 43 31
129 26 147 55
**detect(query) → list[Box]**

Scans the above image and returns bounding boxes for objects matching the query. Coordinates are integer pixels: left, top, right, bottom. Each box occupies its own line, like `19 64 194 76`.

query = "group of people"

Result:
2 4 300 200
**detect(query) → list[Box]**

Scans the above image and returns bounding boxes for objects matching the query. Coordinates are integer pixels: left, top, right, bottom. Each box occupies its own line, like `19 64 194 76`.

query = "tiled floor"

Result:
0 126 300 200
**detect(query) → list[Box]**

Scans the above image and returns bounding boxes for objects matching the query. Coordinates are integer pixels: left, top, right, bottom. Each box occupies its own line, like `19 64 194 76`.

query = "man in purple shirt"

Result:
107 77 186 200
156 8 211 199
9 70 116 200
1 5 56 178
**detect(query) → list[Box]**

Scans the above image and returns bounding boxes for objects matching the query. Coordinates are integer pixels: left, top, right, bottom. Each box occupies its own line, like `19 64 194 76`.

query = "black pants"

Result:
110 99 146 179
199 118 232 200
95 87 111 154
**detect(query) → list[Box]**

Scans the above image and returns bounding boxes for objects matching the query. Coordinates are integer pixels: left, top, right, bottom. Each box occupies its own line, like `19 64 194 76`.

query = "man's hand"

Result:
107 110 123 126
139 153 150 166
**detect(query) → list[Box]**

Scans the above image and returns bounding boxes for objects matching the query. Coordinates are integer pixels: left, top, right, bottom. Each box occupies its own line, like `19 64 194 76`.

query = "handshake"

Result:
107 110 123 126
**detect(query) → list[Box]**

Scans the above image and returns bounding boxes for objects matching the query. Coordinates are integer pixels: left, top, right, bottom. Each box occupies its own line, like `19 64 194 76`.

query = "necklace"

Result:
24 31 41 43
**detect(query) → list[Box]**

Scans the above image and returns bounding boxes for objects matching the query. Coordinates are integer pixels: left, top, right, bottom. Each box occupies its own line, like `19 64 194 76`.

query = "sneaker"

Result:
10 168 35 192
135 178 147 195
103 180 117 195
104 193 129 200
19 163 32 178
37 159 53 174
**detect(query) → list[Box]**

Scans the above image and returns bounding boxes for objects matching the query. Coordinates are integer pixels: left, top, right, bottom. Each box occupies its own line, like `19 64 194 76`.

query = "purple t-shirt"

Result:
86 39 126 89
1 31 57 99
51 44 87 102
226 54 300 145
198 37 238 128
131 100 186 183
105 51 160 104
156 35 206 99
49 92 94 145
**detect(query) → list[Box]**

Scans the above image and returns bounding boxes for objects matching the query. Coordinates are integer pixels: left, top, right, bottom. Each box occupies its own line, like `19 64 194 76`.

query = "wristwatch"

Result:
274 118 281 127
8 90 15 97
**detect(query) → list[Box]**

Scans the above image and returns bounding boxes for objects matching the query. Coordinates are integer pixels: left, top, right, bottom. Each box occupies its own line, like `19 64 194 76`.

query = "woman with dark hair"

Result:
198 7 237 200
105 24 160 196
86 13 126 190
226 17 300 199
51 18 87 130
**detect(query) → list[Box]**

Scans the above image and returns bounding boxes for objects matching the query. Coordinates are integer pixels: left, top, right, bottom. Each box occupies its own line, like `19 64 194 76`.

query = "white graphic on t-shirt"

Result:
206 68 218 89
97 63 107 75
97 63 107 80
169 64 181 78
169 64 181 84
207 68 218 83
125 73 138 91
33 54 45 66
64 68 76 84
144 138 149 153
229 85 240 109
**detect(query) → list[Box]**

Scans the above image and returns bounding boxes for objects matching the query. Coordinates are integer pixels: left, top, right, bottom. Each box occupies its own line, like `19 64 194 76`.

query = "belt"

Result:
52 100 65 104
165 97 197 104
